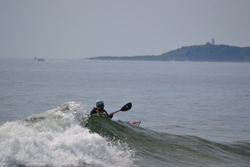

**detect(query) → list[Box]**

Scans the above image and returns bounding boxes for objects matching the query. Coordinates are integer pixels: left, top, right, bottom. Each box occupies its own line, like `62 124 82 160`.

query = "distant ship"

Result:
34 57 45 61
37 58 45 61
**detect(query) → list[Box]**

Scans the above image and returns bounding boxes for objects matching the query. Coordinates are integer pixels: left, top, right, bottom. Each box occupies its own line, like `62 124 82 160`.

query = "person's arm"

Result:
104 110 114 119
90 107 97 115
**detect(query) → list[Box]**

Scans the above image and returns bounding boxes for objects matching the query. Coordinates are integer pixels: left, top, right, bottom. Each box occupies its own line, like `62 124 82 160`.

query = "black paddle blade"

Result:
120 102 132 111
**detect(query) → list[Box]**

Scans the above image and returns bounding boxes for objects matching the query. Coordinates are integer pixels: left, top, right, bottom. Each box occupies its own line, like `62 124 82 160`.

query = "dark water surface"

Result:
0 58 250 166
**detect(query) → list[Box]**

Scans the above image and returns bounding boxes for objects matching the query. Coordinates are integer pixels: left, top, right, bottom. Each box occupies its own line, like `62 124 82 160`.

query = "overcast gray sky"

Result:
1 0 250 59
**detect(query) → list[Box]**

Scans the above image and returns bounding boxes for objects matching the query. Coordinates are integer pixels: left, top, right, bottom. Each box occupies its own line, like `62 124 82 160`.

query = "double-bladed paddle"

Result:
113 102 132 114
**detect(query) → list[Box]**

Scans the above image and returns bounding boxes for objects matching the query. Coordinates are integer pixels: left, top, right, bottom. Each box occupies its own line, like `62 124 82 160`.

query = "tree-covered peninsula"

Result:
87 44 250 62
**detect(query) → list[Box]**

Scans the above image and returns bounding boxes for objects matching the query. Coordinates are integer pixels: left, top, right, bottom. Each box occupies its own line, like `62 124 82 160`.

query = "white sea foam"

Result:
0 102 135 167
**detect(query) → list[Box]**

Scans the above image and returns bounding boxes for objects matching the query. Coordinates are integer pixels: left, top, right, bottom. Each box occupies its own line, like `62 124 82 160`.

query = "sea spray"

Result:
0 102 136 167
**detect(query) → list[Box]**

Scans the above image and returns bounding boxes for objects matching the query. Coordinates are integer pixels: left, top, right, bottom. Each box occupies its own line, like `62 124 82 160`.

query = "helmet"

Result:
96 100 104 107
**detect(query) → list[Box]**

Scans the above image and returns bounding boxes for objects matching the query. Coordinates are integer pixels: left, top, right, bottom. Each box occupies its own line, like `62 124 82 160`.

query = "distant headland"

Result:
87 43 250 62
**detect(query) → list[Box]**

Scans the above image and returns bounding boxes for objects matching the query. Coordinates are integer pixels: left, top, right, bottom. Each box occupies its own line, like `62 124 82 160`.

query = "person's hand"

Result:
110 112 114 116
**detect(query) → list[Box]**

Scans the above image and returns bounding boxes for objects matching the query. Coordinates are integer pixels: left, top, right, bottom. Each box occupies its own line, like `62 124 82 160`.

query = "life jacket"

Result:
95 109 104 114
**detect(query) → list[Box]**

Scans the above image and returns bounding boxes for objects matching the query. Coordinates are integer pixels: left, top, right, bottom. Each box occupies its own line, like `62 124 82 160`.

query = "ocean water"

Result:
0 58 250 167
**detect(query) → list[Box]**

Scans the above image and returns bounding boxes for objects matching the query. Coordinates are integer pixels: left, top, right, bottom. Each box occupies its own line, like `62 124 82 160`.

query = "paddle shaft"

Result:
113 110 121 114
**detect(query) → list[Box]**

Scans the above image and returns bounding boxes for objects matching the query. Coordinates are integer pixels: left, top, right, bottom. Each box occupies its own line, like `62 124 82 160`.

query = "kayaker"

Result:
90 100 114 119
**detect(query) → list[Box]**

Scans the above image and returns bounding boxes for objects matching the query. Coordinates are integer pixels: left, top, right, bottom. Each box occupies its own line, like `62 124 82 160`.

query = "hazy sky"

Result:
1 0 250 59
